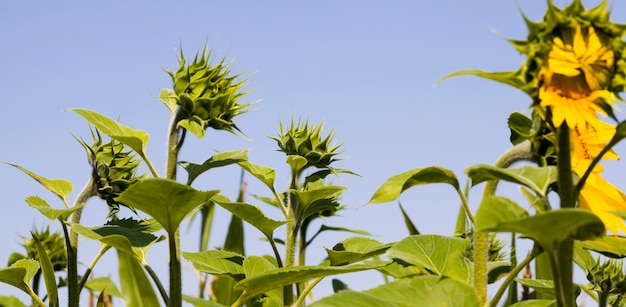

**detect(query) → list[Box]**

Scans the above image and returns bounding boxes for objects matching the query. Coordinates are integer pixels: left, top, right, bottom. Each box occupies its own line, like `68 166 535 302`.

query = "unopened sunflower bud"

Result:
272 119 342 170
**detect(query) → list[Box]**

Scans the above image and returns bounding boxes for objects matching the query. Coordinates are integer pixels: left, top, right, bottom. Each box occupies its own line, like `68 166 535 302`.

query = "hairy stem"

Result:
556 124 575 307
145 263 170 305
490 245 540 307
78 245 111 292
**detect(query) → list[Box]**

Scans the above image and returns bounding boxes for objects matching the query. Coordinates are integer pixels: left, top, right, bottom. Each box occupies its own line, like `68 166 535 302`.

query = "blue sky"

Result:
2 0 626 305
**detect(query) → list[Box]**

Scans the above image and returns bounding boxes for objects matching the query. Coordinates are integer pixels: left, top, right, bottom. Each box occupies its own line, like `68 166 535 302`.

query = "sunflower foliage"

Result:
6 1 626 307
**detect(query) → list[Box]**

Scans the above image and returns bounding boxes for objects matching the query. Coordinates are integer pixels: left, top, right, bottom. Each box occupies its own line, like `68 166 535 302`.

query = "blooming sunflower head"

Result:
160 45 252 138
446 0 626 128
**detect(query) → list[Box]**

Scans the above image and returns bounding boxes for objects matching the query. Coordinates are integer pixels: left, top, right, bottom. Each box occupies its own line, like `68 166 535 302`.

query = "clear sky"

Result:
2 0 626 305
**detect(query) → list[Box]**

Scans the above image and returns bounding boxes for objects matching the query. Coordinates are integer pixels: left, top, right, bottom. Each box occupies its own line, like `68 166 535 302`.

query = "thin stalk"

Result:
26 286 46 307
556 124 575 307
490 245 540 307
269 236 284 268
145 263 170 304
475 140 534 304
67 176 98 307
78 245 111 292
506 233 518 305
455 186 474 224
284 170 300 306
294 277 324 307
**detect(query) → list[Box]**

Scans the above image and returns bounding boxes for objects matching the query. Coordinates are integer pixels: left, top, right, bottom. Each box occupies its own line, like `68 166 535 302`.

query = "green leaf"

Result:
238 161 276 191
71 109 150 159
234 263 388 303
243 256 281 304
25 196 85 221
369 167 459 204
84 277 125 298
5 163 72 203
178 118 206 139
508 112 534 145
477 198 605 252
577 236 626 258
212 195 285 239
325 237 392 266
0 296 27 307
292 185 345 219
159 89 178 113
310 275 480 307
118 250 160 307
32 232 58 307
488 261 512 283
183 296 229 307
466 165 557 197
115 178 218 234
437 69 530 95
180 150 249 185
386 234 472 283
183 250 246 281
286 155 308 172
399 202 420 235
510 300 556 307
515 279 555 298
0 259 39 294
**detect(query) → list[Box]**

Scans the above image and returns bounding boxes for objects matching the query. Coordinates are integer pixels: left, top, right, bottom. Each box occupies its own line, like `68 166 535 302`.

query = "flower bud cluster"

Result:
272 119 342 170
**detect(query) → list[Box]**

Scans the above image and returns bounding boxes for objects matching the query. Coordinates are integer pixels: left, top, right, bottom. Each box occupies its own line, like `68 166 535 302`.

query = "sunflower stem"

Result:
556 124 575 307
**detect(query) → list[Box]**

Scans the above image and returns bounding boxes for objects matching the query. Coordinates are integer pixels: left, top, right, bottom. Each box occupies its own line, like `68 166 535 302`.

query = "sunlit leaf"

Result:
325 237 392 266
369 167 459 204
243 256 281 305
118 250 160 307
116 178 218 234
386 234 472 283
6 163 72 203
183 296 229 307
0 296 27 307
515 279 555 298
466 164 557 197
310 275 480 307
475 196 528 231
85 277 125 298
510 300 556 307
577 236 626 258
71 109 150 159
238 161 276 191
178 119 206 139
488 261 512 283
183 250 246 281
0 259 39 295
33 233 58 307
25 196 85 221
399 202 420 235
234 263 388 304
286 155 308 173
292 185 345 219
180 150 249 185
212 195 285 239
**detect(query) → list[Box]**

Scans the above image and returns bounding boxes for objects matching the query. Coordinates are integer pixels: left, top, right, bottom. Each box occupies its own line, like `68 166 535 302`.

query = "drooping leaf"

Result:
180 150 249 185
183 250 246 281
466 164 557 197
386 234 472 283
304 169 359 186
25 196 85 221
399 202 420 235
577 236 626 258
488 261 512 283
508 112 534 145
0 296 27 307
510 300 556 307
115 178 218 234
178 119 206 140
238 161 276 191
6 163 72 203
475 196 529 231
212 195 285 239
234 263 388 304
514 279 556 298
71 109 150 160
0 259 39 295
478 199 605 252
292 186 345 219
286 155 308 173
32 233 58 307
310 275 480 307
118 250 160 307
331 279 350 293
242 256 281 305
307 225 370 247
325 237 392 266
85 277 125 298
182 295 229 307
573 244 597 278
369 167 459 204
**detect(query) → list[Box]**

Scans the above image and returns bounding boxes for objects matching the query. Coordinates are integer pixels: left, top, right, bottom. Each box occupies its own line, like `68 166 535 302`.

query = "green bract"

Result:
272 119 342 171
77 129 142 213
162 46 251 136
18 228 66 272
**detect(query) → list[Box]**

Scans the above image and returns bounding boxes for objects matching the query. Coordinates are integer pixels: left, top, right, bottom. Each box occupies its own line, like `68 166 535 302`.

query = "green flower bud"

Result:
162 46 251 136
587 258 626 295
22 228 66 272
77 129 142 214
272 118 343 170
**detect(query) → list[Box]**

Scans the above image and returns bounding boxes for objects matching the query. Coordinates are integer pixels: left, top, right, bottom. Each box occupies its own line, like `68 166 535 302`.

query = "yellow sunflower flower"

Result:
571 122 625 235
539 25 615 128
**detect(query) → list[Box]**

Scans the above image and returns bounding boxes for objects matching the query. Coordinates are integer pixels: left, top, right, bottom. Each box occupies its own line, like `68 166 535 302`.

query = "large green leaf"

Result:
25 196 85 221
212 195 285 239
180 150 249 185
0 296 27 307
182 296 229 307
477 197 605 252
32 233 58 307
242 256 281 305
577 236 626 258
84 277 125 298
183 250 246 281
369 167 459 204
6 163 72 203
325 237 392 266
386 234 472 283
466 164 557 197
238 161 276 191
69 223 164 261
118 250 160 307
115 178 218 234
71 109 150 159
0 259 39 295
515 279 555 298
234 263 388 304
310 275 480 307
292 185 345 219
